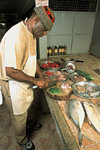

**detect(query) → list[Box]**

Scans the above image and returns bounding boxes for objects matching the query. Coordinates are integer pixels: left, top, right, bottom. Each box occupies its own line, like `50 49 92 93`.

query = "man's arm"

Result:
6 67 48 88
36 61 44 78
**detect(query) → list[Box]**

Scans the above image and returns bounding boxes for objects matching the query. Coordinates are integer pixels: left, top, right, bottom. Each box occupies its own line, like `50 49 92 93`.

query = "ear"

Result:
34 16 40 24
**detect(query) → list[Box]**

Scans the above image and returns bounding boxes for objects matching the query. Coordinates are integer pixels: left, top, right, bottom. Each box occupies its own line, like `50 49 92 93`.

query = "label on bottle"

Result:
55 49 58 53
59 49 61 53
62 49 64 52
49 49 52 53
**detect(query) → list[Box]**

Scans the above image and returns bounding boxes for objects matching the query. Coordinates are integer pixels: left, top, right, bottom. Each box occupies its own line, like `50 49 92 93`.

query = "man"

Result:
0 5 55 150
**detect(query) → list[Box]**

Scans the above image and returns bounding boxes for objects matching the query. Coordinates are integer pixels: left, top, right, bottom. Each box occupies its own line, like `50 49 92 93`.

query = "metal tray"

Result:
72 81 100 99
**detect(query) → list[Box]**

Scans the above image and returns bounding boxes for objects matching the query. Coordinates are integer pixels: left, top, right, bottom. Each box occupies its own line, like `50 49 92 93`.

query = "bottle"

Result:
47 46 49 57
52 45 54 56
49 46 53 56
61 46 65 55
58 46 62 55
54 46 58 56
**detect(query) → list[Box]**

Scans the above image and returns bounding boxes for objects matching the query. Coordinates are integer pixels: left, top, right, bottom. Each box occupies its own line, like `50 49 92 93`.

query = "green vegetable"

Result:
49 88 61 94
76 70 95 81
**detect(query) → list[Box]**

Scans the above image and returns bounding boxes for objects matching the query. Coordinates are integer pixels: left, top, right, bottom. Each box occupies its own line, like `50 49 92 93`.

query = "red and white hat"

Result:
34 5 55 31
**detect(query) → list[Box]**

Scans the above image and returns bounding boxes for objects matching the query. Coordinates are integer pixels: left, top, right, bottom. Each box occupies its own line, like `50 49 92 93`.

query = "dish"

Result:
72 81 100 99
43 70 68 82
65 62 76 73
40 61 61 71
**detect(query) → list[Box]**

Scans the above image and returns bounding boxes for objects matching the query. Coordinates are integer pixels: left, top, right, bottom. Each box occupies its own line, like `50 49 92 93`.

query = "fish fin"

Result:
78 131 83 147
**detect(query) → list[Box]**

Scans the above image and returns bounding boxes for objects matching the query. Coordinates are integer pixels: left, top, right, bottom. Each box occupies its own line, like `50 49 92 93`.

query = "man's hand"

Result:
36 78 50 89
5 67 51 89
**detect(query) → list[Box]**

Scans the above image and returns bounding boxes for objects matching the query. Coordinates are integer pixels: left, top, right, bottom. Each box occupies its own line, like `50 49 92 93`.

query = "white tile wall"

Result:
48 11 73 35
73 12 96 34
72 34 92 54
39 11 96 58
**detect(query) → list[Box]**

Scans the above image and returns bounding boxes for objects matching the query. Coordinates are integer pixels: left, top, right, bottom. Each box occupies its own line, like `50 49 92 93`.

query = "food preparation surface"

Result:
58 95 100 150
56 54 100 150
43 54 100 150
57 55 100 150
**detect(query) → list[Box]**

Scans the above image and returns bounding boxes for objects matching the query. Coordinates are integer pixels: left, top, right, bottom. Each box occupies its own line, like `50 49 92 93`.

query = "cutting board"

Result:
46 80 73 100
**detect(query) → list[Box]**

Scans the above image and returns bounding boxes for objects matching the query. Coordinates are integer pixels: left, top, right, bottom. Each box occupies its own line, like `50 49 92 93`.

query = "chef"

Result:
0 5 55 150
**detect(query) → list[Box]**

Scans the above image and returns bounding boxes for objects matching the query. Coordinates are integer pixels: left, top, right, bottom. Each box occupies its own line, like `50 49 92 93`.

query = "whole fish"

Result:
68 99 85 146
83 101 100 134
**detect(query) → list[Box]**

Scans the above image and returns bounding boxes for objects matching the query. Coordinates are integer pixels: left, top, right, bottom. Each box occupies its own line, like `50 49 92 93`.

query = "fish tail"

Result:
78 130 83 147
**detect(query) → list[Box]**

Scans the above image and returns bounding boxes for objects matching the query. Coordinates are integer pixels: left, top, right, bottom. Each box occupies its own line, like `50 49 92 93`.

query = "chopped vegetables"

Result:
44 71 55 76
48 87 61 94
41 61 60 68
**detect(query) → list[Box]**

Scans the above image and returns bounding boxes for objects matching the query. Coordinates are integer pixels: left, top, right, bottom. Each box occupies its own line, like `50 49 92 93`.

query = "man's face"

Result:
32 19 47 38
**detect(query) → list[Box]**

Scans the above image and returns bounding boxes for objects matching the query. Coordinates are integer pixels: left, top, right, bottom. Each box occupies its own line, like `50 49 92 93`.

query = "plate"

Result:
72 81 100 99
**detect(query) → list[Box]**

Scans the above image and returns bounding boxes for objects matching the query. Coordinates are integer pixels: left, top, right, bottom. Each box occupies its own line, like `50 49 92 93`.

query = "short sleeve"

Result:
4 28 27 70
5 35 17 68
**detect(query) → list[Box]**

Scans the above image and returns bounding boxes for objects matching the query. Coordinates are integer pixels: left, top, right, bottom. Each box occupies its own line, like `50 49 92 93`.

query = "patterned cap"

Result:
34 5 55 31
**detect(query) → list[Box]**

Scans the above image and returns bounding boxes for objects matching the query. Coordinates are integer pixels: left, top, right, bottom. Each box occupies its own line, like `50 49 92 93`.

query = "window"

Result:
49 0 98 12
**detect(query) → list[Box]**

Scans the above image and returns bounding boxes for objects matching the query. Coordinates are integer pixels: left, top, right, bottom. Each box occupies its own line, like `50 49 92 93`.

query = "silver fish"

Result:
83 101 100 134
68 99 85 146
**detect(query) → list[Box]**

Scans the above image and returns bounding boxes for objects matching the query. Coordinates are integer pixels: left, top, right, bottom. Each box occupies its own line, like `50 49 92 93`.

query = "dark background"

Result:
0 0 97 28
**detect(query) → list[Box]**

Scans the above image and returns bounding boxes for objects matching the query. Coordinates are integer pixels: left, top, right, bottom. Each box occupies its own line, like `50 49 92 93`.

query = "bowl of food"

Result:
72 81 100 99
40 61 61 71
43 70 68 82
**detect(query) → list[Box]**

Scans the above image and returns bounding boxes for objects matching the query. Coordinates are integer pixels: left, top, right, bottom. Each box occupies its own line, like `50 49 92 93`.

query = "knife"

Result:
32 80 57 89
70 58 84 63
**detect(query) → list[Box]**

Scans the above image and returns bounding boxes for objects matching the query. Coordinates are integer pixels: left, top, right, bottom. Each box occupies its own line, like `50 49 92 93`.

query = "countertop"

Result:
39 54 100 150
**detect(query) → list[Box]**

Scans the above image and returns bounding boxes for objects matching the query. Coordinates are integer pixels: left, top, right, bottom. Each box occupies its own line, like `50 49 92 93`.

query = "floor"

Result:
0 100 63 150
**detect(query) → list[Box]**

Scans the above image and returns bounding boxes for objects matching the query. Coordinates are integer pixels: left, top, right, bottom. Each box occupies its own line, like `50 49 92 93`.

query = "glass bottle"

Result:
58 46 62 55
54 46 58 56
49 46 53 56
62 46 65 55
47 46 50 57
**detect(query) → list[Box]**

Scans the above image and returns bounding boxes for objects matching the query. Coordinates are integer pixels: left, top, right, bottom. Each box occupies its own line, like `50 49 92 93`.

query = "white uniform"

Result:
0 21 37 115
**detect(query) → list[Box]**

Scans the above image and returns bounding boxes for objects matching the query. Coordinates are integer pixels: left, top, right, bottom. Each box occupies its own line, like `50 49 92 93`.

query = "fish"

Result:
83 101 100 134
68 99 85 146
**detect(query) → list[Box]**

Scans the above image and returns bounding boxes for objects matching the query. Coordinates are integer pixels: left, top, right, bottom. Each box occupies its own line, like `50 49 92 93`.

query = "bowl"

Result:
72 81 100 99
40 61 62 71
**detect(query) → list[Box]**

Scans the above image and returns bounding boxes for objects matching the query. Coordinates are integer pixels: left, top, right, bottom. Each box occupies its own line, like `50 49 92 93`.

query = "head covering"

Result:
34 5 55 31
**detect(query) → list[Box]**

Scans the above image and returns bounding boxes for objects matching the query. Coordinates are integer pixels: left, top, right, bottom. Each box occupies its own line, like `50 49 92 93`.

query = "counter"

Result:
39 54 100 150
